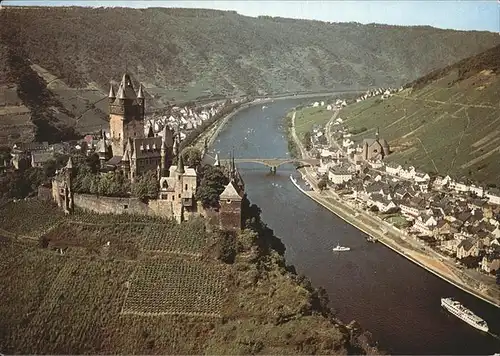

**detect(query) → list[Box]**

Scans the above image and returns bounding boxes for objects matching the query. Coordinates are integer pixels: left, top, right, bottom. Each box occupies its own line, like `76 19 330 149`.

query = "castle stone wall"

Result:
73 193 174 219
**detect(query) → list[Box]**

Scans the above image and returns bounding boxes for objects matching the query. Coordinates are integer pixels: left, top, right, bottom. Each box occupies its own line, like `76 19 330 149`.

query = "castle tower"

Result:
160 124 174 177
96 129 111 168
108 73 145 158
177 154 185 175
122 150 130 180
137 83 145 108
219 180 243 231
64 157 74 213
108 84 116 103
213 153 220 167
147 121 154 138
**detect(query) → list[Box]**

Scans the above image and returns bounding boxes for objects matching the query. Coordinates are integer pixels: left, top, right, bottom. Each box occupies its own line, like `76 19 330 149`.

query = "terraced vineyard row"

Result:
141 218 209 255
13 259 134 354
0 200 64 237
122 257 228 317
72 209 174 225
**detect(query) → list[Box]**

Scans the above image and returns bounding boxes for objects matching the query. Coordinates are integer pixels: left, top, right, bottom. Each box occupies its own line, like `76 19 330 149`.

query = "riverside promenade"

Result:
289 110 500 309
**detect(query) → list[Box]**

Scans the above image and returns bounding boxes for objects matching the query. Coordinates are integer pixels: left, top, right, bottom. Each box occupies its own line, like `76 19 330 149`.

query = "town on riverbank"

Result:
285 89 500 307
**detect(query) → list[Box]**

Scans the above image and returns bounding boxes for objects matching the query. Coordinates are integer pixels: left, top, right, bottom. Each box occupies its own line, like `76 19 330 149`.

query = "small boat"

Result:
332 244 350 252
262 105 267 110
367 236 377 243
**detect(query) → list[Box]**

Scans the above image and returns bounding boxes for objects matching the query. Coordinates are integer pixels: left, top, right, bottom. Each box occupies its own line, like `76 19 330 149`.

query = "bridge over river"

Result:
204 154 320 173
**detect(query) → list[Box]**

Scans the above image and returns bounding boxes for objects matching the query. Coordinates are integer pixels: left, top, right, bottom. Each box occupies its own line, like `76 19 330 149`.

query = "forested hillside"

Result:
1 6 499 96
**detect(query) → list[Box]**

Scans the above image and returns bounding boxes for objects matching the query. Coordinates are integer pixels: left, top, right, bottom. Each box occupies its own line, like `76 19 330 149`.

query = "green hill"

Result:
0 199 382 354
1 6 499 96
340 44 500 186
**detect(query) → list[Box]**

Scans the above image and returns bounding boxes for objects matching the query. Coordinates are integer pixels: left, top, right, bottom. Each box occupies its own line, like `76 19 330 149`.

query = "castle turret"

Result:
219 180 243 231
177 154 185 175
64 157 74 213
122 150 130 180
137 83 145 107
160 124 173 176
108 84 116 103
161 138 168 178
173 132 179 157
97 130 111 168
147 122 154 138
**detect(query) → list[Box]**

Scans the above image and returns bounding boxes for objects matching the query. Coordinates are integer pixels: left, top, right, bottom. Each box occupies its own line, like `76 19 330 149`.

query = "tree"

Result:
303 131 312 151
216 230 237 264
131 171 158 200
181 147 202 168
86 153 100 173
318 178 328 191
195 165 229 208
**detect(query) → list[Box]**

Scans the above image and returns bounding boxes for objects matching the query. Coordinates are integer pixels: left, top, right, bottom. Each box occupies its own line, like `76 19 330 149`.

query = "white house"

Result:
385 163 402 176
328 167 352 185
414 172 430 183
481 254 500 273
400 166 416 180
313 102 320 107
413 214 438 235
486 189 500 205
469 185 484 197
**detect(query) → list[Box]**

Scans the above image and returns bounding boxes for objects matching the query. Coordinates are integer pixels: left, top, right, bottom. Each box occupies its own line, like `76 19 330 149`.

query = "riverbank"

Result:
194 91 364 152
287 108 500 309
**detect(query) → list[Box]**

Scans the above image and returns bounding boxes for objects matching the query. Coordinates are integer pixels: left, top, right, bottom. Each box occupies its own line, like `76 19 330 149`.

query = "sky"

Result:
2 0 499 33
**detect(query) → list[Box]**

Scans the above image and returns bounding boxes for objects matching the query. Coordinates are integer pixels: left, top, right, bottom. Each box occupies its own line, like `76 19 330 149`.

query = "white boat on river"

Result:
332 244 351 252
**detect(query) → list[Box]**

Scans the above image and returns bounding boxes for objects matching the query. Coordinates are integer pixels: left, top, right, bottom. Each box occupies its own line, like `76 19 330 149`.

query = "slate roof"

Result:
458 238 477 252
14 141 49 152
31 151 53 164
106 156 123 166
220 181 243 200
455 211 472 223
330 166 351 175
127 137 162 160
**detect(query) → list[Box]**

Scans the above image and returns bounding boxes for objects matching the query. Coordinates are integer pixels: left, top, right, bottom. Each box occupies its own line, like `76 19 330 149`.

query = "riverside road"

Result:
208 97 500 355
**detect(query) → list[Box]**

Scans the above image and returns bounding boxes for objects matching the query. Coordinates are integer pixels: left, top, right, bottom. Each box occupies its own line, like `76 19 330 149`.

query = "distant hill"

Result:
340 44 500 186
0 6 499 145
1 6 499 96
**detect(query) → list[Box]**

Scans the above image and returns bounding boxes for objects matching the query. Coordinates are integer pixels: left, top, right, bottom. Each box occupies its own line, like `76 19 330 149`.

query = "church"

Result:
362 128 390 161
95 73 176 182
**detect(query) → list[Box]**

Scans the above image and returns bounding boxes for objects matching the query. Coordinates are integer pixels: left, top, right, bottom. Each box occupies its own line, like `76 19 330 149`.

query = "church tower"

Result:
108 73 146 158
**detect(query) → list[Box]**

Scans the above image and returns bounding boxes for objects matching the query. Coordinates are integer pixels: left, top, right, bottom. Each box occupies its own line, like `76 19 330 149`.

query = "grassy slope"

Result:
339 44 500 186
0 199 378 354
294 106 333 139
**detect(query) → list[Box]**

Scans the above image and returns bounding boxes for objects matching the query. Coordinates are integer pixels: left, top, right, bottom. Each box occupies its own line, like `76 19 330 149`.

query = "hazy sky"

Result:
3 0 499 32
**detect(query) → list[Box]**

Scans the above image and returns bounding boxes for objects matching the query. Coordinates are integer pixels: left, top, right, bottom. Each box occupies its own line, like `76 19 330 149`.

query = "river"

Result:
209 98 500 355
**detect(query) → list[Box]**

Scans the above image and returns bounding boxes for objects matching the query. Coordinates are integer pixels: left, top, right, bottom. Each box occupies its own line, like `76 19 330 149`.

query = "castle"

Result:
96 73 176 182
52 73 244 231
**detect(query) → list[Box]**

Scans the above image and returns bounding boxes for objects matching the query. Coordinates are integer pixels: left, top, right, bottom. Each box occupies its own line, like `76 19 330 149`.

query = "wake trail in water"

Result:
487 331 500 341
